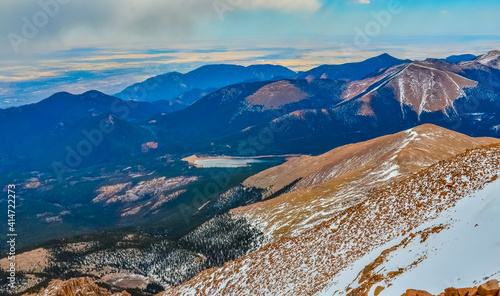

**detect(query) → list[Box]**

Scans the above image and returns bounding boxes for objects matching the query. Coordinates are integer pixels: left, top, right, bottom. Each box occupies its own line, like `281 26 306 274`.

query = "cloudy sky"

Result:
0 0 499 107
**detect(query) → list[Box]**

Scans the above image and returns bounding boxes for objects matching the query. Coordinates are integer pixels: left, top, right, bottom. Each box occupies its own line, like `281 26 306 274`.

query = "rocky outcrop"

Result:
477 280 500 296
401 279 499 296
26 277 130 296
402 290 433 296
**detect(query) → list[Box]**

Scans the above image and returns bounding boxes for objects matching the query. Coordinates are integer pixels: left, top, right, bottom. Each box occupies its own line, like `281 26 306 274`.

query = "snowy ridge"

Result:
474 50 500 69
235 125 498 240
161 143 500 296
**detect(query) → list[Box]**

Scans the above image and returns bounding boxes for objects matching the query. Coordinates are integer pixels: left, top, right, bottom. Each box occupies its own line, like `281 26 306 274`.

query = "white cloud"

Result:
0 0 323 54
348 0 371 4
240 0 322 11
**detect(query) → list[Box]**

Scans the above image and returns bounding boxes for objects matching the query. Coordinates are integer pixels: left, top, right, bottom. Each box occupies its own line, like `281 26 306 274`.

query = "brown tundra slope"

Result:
234 124 499 240
161 142 500 296
340 61 477 118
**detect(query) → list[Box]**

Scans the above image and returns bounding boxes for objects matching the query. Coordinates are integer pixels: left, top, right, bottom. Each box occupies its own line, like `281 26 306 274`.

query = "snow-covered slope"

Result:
235 124 499 240
161 143 500 296
474 50 500 69
319 169 500 296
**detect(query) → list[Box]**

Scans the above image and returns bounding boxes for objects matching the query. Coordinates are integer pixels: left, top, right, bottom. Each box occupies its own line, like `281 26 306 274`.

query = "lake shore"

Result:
181 154 302 168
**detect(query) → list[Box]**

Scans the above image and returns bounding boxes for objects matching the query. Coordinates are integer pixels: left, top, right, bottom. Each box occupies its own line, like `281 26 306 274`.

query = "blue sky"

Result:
0 0 499 107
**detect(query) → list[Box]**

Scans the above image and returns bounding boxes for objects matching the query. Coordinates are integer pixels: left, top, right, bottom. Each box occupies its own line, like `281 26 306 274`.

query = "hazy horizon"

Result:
1 0 499 107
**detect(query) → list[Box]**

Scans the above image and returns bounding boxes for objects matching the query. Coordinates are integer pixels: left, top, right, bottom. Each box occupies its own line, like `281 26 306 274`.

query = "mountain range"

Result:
156 52 500 156
0 91 165 171
114 64 296 107
296 53 411 81
2 51 500 174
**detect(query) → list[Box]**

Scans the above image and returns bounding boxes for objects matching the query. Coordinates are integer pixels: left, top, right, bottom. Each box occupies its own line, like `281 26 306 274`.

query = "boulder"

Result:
445 287 479 296
477 280 499 296
457 287 478 296
402 289 434 296
444 288 460 296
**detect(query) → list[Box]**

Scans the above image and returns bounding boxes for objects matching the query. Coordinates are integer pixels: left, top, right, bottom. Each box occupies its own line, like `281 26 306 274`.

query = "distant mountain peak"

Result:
372 52 398 60
81 89 108 97
245 80 309 110
485 49 500 56
378 52 392 57
445 53 477 63
42 90 126 108
43 91 74 101
341 61 477 118
297 53 411 81
115 63 296 104
475 50 500 68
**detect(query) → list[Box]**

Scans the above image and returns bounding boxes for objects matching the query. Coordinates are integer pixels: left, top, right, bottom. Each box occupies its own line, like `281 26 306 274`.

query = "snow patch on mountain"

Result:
475 50 500 69
319 175 500 296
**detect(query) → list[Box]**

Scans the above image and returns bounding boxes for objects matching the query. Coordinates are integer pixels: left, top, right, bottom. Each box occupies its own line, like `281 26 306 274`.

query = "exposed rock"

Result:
141 141 159 153
443 287 462 296
26 277 130 296
457 287 478 296
93 176 198 205
402 289 433 296
401 280 497 296
478 279 499 296
93 182 133 203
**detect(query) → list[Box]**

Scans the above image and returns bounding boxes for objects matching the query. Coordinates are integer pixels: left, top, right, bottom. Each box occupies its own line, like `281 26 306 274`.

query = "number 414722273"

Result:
7 184 16 233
